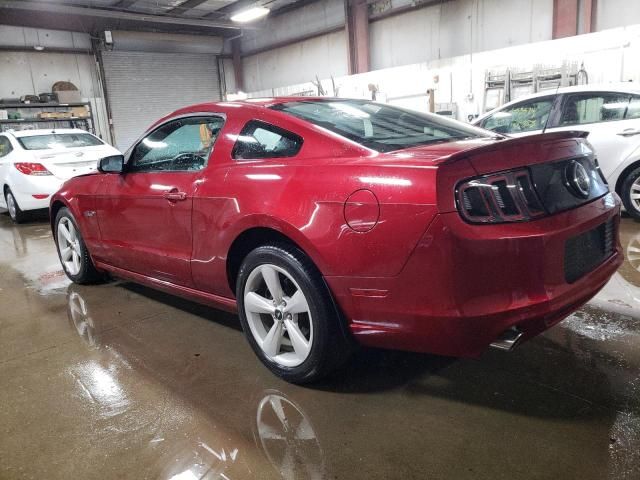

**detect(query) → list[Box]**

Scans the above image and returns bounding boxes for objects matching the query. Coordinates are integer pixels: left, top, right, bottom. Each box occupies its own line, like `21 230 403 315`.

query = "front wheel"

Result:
54 207 103 284
621 167 640 220
236 244 351 383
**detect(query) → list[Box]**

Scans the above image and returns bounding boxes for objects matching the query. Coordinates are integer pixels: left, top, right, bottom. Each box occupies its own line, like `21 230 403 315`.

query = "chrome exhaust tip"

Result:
490 327 524 352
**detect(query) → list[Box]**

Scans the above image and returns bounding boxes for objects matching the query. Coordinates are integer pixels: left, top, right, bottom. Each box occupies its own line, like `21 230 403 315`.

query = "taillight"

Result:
14 162 52 176
456 169 546 224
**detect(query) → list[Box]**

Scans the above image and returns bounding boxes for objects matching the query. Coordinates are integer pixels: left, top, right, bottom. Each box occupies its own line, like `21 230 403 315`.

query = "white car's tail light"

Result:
14 162 52 176
456 169 546 224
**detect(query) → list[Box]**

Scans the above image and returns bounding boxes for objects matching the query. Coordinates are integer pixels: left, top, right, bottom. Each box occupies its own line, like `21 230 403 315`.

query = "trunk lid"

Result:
33 145 116 180
429 130 606 215
390 130 590 171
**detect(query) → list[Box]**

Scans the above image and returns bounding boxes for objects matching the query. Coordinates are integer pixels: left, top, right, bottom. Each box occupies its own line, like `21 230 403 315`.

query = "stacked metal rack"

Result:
0 102 95 134
482 62 583 113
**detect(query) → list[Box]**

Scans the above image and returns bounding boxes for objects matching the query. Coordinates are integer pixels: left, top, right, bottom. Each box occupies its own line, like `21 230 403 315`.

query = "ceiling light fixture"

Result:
230 6 270 23
34 45 45 51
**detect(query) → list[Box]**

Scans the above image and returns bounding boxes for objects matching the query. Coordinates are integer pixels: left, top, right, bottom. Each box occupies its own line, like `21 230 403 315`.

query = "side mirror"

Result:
98 155 124 173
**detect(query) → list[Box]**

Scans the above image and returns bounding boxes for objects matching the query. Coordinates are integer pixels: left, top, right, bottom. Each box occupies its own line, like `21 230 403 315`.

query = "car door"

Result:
546 92 640 180
96 115 225 287
478 95 558 137
0 135 16 209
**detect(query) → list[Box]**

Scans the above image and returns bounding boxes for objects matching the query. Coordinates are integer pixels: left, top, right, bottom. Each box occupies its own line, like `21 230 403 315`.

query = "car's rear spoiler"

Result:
443 130 591 166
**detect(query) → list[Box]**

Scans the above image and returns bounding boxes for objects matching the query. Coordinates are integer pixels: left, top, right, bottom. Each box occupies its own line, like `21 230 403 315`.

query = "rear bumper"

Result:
8 176 62 211
325 193 623 357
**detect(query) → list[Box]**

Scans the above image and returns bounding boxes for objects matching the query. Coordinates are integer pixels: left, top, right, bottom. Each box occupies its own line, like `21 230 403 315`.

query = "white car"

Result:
0 128 120 223
474 84 640 218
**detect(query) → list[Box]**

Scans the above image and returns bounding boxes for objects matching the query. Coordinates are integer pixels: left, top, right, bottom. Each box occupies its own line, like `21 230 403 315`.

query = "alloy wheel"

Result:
630 177 640 212
244 264 313 367
57 217 82 276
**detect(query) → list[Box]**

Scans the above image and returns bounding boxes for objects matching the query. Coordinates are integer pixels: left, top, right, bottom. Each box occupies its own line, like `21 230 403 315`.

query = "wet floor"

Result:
1 213 639 480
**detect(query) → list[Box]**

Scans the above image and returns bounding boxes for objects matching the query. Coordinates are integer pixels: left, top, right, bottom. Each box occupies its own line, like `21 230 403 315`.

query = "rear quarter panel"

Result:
191 158 440 297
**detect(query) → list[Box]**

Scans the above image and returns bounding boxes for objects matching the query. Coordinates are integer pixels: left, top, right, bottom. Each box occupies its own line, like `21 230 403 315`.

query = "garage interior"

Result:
1 0 640 478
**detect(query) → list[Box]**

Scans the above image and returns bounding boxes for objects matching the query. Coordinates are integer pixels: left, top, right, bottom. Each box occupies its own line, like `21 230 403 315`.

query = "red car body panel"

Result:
51 99 623 357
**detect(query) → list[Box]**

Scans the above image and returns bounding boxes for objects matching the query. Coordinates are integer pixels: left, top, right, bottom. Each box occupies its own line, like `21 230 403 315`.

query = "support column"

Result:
582 0 597 34
345 0 370 75
553 0 597 39
553 0 578 39
231 37 244 92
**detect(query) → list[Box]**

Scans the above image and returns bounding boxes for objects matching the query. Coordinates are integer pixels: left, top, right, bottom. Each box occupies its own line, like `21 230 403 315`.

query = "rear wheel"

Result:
621 167 640 220
5 188 28 224
236 244 350 383
54 207 103 284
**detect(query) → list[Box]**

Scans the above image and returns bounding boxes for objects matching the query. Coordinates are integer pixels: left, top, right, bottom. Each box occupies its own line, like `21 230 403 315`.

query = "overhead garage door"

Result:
102 50 221 152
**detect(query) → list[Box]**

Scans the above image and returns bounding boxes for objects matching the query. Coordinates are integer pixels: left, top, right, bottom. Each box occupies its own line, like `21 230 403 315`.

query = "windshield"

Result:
272 99 488 152
17 133 104 151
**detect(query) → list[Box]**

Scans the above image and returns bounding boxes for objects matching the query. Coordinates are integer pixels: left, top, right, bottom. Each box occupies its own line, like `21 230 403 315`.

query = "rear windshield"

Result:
271 99 488 152
17 133 103 150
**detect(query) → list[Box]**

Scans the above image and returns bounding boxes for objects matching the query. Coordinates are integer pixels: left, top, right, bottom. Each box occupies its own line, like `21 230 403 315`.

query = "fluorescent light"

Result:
231 6 269 22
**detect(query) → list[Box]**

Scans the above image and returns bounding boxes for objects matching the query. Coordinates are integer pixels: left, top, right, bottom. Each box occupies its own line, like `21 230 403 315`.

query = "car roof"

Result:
476 83 640 122
6 128 94 138
237 96 324 106
183 96 360 111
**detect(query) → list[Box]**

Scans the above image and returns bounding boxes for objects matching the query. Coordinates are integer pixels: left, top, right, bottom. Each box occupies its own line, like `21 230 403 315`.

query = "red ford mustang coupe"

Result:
50 98 622 383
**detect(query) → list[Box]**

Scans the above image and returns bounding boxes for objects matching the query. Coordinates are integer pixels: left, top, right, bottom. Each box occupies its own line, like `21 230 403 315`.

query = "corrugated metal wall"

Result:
101 50 221 152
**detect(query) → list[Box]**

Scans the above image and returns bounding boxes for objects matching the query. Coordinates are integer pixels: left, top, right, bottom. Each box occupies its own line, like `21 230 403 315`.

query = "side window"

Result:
481 98 554 134
560 93 631 126
625 95 640 120
232 120 303 160
128 116 224 173
0 136 13 158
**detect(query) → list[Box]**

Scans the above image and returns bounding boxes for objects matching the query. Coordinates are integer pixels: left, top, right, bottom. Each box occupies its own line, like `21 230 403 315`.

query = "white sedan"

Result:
0 129 121 223
474 84 640 218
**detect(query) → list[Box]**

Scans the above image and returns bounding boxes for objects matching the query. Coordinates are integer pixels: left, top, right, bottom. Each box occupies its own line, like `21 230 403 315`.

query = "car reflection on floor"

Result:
67 283 325 480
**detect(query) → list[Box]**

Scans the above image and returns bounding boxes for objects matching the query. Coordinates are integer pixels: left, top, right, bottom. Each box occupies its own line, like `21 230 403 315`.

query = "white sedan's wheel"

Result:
621 167 640 220
57 216 83 276
244 264 313 368
6 192 17 220
631 177 640 212
4 188 27 223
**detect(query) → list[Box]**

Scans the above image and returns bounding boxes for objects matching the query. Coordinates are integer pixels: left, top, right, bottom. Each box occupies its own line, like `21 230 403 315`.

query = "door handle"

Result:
617 129 640 137
163 189 187 201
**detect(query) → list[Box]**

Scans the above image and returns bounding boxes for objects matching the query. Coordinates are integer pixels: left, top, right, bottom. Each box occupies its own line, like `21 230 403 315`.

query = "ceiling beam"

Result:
166 0 210 16
113 0 138 8
202 0 258 19
0 1 248 32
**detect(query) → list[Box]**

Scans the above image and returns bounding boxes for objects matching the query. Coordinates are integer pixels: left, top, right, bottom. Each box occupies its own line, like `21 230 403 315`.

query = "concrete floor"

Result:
0 214 639 480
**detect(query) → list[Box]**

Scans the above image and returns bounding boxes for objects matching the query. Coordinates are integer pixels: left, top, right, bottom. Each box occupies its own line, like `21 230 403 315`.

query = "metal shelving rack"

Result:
0 102 96 134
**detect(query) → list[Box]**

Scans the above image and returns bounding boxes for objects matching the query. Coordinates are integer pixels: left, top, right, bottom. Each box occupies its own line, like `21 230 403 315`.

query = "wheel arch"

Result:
49 199 68 233
226 226 317 293
614 158 640 195
225 225 353 344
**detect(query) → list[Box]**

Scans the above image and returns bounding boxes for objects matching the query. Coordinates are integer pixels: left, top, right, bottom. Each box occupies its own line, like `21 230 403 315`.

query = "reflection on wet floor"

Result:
1 214 640 479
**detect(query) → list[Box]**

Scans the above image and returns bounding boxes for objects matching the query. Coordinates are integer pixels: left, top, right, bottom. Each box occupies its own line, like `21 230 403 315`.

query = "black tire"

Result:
236 243 351 384
621 166 640 221
54 207 104 284
5 188 28 224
